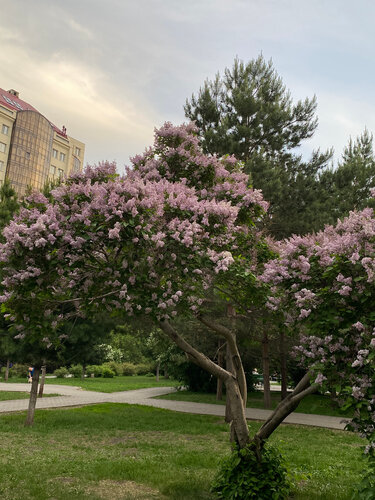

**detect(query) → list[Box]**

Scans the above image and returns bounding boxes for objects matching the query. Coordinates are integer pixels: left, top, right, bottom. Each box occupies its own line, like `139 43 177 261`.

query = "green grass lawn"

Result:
0 391 59 401
156 390 353 418
3 375 179 393
0 403 364 499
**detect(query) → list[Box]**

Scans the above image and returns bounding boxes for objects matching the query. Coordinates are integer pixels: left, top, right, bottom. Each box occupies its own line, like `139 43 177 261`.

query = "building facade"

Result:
0 88 85 197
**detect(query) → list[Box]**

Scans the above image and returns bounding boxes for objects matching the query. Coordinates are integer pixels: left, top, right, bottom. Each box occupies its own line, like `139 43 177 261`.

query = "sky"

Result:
1 0 375 173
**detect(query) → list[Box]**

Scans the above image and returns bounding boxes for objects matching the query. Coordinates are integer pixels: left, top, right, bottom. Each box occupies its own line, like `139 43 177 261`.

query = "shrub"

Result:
8 363 29 378
69 364 83 378
134 362 154 375
121 362 137 376
103 361 123 376
101 366 115 378
53 367 69 378
86 365 102 377
212 443 292 500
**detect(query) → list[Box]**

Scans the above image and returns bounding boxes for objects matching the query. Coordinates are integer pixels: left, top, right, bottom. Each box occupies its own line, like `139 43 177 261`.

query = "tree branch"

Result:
158 320 232 382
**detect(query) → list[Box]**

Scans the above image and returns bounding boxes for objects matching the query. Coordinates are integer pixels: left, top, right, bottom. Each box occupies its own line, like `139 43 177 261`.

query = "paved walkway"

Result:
0 383 347 430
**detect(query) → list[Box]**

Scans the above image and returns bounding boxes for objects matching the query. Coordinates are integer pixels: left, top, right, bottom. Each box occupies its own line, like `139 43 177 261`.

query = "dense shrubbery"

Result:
51 362 156 378
0 363 29 378
53 367 69 378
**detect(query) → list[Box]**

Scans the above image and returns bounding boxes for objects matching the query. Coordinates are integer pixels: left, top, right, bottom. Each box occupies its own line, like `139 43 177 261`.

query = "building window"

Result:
58 168 64 178
74 146 81 156
2 124 9 135
0 142 6 153
52 149 58 159
50 165 56 176
59 152 66 162
0 160 4 171
73 157 80 173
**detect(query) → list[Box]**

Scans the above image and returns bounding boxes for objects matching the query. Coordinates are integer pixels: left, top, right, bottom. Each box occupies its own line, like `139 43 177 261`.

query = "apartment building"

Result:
0 88 85 197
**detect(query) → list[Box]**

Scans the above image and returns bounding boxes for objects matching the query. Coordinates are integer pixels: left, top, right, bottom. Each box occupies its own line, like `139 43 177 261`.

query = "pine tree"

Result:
0 179 18 374
0 179 18 239
185 55 332 237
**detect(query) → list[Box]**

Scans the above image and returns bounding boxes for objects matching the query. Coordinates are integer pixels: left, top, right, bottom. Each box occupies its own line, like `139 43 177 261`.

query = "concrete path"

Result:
0 382 348 430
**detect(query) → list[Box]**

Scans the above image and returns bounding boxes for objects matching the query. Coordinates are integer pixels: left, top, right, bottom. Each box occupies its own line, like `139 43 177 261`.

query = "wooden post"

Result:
5 359 10 382
25 367 41 427
38 365 46 398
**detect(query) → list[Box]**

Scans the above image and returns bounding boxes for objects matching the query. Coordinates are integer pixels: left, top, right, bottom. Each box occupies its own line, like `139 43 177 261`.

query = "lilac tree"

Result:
261 205 375 475
0 124 269 441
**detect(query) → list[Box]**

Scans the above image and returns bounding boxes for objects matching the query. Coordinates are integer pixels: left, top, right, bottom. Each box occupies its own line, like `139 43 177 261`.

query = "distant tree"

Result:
0 179 19 380
319 129 375 225
185 55 333 238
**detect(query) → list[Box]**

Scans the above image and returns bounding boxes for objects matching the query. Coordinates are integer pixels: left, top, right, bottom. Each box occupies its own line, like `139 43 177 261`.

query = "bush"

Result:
169 361 217 392
134 362 154 375
101 366 115 378
69 364 83 378
7 363 29 378
86 365 102 377
53 367 69 378
121 362 137 376
212 443 292 499
103 361 123 376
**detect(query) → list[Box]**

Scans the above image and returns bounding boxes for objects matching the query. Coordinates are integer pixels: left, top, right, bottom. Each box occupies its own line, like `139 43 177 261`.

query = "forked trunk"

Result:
38 365 46 398
158 319 249 448
5 359 10 382
25 367 41 427
262 332 271 409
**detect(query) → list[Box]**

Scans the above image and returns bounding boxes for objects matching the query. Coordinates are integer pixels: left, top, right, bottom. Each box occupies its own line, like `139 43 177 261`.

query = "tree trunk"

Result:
25 367 41 427
158 320 249 448
38 365 46 398
156 361 160 382
262 332 271 409
4 359 10 382
255 371 317 444
225 376 250 448
216 340 223 401
164 367 169 379
225 342 234 423
280 330 288 400
81 365 86 380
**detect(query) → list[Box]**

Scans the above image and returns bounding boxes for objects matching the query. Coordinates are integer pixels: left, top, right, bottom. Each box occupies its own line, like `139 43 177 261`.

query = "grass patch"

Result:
0 403 364 499
0 391 59 401
157 391 353 418
4 376 179 393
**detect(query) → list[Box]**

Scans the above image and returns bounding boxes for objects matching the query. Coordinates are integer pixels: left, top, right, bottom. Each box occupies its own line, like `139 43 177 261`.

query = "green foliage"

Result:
68 364 83 378
320 129 375 225
101 366 115 378
1 363 29 378
102 361 123 376
86 364 103 377
212 443 293 499
352 457 375 500
0 178 18 238
120 362 137 376
169 359 217 392
184 54 334 237
53 367 69 378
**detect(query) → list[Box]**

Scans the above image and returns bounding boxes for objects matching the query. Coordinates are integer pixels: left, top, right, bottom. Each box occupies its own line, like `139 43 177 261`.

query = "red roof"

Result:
0 88 67 137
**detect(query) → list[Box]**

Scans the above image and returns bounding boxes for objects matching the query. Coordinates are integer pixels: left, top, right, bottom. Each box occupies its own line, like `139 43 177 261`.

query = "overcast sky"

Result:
1 0 374 173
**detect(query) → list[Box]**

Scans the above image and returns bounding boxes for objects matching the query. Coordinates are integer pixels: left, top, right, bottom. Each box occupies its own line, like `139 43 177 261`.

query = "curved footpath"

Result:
0 383 347 430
